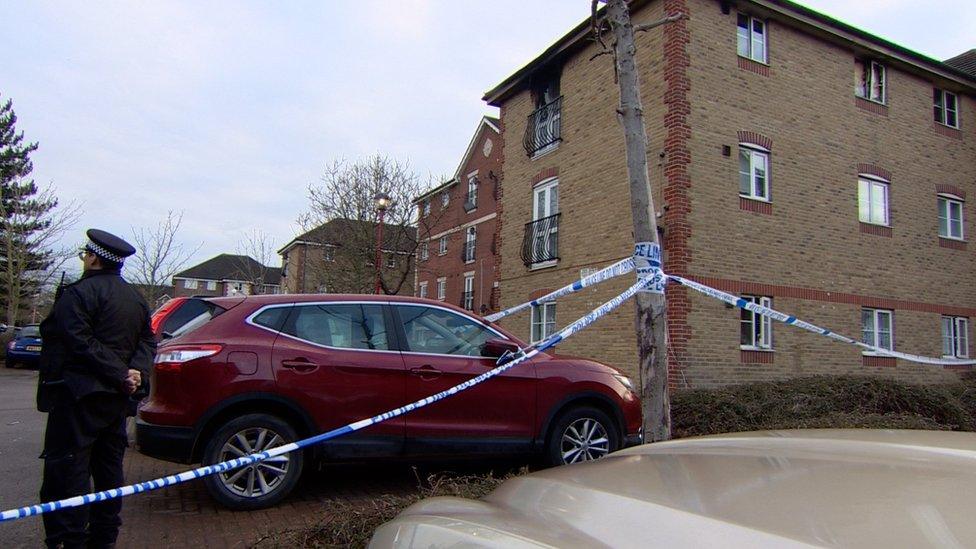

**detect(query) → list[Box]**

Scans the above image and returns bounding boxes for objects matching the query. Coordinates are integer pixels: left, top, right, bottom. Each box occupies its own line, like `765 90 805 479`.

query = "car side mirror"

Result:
481 338 519 358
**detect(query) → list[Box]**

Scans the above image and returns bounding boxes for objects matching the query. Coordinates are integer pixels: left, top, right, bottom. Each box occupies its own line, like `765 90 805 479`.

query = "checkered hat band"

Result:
86 241 125 263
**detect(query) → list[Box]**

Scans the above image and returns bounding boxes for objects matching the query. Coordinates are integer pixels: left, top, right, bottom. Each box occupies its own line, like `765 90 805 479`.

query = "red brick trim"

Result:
856 164 891 181
933 123 962 140
736 131 772 151
531 167 558 185
740 197 772 215
737 57 769 76
936 184 966 199
863 355 896 367
855 97 888 116
528 288 555 301
741 350 774 363
663 0 692 390
939 238 968 251
688 275 976 317
859 222 892 237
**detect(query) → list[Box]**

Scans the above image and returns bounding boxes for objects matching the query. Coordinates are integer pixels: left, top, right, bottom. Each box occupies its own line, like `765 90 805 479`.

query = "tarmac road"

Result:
0 365 45 546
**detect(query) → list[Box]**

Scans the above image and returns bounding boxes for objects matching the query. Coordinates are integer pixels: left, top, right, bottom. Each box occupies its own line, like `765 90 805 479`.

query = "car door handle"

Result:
410 365 442 380
281 359 319 372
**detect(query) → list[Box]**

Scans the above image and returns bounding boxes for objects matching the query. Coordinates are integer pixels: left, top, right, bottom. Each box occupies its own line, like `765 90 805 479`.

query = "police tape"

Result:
669 275 976 367
0 277 653 523
484 257 636 322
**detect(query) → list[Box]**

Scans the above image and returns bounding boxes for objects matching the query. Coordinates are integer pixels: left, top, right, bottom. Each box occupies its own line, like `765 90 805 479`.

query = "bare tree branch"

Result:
234 229 277 294
129 211 201 305
634 13 686 33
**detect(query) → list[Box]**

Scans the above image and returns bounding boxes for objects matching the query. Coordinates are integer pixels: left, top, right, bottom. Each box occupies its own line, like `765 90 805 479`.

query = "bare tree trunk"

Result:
602 0 676 441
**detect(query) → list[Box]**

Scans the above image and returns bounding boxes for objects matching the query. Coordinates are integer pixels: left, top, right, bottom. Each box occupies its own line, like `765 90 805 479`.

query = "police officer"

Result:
37 229 155 549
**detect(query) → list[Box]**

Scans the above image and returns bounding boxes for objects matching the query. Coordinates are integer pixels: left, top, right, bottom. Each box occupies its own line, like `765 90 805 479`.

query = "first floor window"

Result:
530 302 556 343
938 195 965 239
386 257 396 269
738 146 769 201
183 279 198 290
464 227 476 262
736 13 766 63
206 280 217 291
418 281 428 299
439 236 448 255
740 296 772 349
324 246 335 262
943 316 970 358
436 278 446 301
934 89 959 128
858 176 889 225
861 308 893 351
420 242 429 261
462 275 474 310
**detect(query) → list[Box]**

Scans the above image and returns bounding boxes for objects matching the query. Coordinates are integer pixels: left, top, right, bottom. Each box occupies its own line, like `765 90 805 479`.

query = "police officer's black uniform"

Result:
37 229 155 549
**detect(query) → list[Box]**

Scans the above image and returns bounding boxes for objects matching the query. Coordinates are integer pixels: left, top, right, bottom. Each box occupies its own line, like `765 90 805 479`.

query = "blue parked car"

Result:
6 324 42 369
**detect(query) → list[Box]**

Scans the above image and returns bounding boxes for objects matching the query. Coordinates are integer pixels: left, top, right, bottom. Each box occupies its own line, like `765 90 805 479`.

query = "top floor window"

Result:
324 246 335 262
422 201 431 217
419 242 429 261
736 14 766 63
934 89 959 128
466 174 478 210
523 72 562 157
441 191 450 208
855 60 886 104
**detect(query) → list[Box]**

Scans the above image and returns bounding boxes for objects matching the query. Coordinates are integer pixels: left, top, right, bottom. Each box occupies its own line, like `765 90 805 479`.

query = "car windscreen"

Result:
162 299 225 338
19 326 40 338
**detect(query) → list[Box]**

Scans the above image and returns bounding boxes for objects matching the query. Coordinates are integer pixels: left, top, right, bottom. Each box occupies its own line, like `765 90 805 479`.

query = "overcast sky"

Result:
1 1 973 274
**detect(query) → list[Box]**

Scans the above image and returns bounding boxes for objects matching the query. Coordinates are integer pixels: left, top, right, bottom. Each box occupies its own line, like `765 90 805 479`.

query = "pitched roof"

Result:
278 218 417 255
173 254 281 285
413 116 502 203
945 49 976 78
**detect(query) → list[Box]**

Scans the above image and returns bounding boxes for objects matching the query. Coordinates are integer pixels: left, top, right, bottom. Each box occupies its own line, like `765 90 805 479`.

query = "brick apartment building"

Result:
279 219 415 295
172 254 281 298
484 0 976 387
413 117 502 314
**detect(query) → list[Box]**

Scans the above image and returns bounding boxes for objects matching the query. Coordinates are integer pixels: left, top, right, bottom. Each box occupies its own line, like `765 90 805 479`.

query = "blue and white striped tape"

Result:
0 277 652 523
485 257 636 322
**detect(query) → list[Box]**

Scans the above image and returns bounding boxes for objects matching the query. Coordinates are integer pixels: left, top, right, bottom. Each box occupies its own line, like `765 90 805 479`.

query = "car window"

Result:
396 305 495 357
283 303 389 350
252 306 291 331
20 326 40 338
162 299 223 335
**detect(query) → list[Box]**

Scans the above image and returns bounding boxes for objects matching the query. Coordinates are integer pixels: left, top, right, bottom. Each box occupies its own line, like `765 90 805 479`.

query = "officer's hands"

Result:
124 369 142 395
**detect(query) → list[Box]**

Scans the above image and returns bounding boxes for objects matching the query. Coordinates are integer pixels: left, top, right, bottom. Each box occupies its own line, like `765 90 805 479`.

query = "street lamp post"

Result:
373 192 392 294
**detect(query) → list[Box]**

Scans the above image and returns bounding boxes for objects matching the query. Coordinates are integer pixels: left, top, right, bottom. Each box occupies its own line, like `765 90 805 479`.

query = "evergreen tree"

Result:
0 94 57 323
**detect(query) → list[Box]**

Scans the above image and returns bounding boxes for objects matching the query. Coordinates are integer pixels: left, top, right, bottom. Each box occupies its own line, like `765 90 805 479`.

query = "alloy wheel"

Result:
216 427 291 498
560 417 611 464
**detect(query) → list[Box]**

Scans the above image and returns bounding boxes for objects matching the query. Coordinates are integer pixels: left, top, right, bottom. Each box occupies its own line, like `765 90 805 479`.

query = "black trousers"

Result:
40 392 129 549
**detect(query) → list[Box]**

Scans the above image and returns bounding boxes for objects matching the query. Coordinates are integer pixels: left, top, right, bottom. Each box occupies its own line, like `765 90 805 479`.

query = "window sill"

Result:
854 96 888 116
939 237 967 251
529 260 558 271
464 259 475 265
859 222 892 237
530 142 560 160
739 196 772 215
737 56 769 76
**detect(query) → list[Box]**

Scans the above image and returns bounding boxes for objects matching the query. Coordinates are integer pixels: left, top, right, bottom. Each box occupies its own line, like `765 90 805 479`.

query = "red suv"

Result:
137 294 642 509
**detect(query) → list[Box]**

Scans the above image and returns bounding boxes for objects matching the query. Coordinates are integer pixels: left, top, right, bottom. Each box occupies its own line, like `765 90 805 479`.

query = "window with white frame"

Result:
529 179 559 264
736 14 767 63
183 279 198 290
438 236 448 255
934 89 959 128
464 226 476 263
858 175 889 226
206 280 217 291
418 281 428 299
855 60 886 103
423 201 431 217
738 145 770 201
441 191 450 208
942 316 970 358
861 308 893 352
938 194 965 240
436 277 446 301
467 174 478 208
740 296 772 350
530 302 556 343
420 242 429 261
462 274 474 310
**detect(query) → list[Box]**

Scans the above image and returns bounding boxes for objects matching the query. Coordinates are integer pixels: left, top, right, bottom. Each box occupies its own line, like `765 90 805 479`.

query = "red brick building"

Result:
484 0 975 386
414 117 502 314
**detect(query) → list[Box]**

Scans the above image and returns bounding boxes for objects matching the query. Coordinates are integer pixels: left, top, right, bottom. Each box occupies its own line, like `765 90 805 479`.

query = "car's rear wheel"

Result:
201 413 303 510
545 406 619 467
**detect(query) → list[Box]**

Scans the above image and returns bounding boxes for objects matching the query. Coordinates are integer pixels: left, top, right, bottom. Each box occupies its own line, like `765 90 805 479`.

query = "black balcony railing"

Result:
461 241 476 262
523 96 562 156
460 291 474 310
520 213 560 266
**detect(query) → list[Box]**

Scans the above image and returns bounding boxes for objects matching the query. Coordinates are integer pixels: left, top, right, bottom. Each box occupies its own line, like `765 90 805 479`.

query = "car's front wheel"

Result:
201 413 304 510
545 406 620 467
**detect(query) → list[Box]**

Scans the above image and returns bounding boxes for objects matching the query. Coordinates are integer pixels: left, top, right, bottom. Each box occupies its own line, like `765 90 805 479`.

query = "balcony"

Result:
461 240 476 263
523 96 562 157
460 291 474 311
520 213 560 267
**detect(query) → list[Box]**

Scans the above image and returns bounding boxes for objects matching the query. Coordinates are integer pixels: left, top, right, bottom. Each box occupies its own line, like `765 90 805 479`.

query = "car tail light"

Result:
150 297 188 335
154 344 222 373
7 341 14 350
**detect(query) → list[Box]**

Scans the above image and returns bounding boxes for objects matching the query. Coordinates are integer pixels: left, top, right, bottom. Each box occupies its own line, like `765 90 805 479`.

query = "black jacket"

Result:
37 269 156 411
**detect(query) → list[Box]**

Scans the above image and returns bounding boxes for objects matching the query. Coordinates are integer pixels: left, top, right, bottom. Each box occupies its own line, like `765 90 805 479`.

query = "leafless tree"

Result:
299 154 443 295
129 211 201 305
234 229 277 294
0 182 81 325
591 0 684 441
